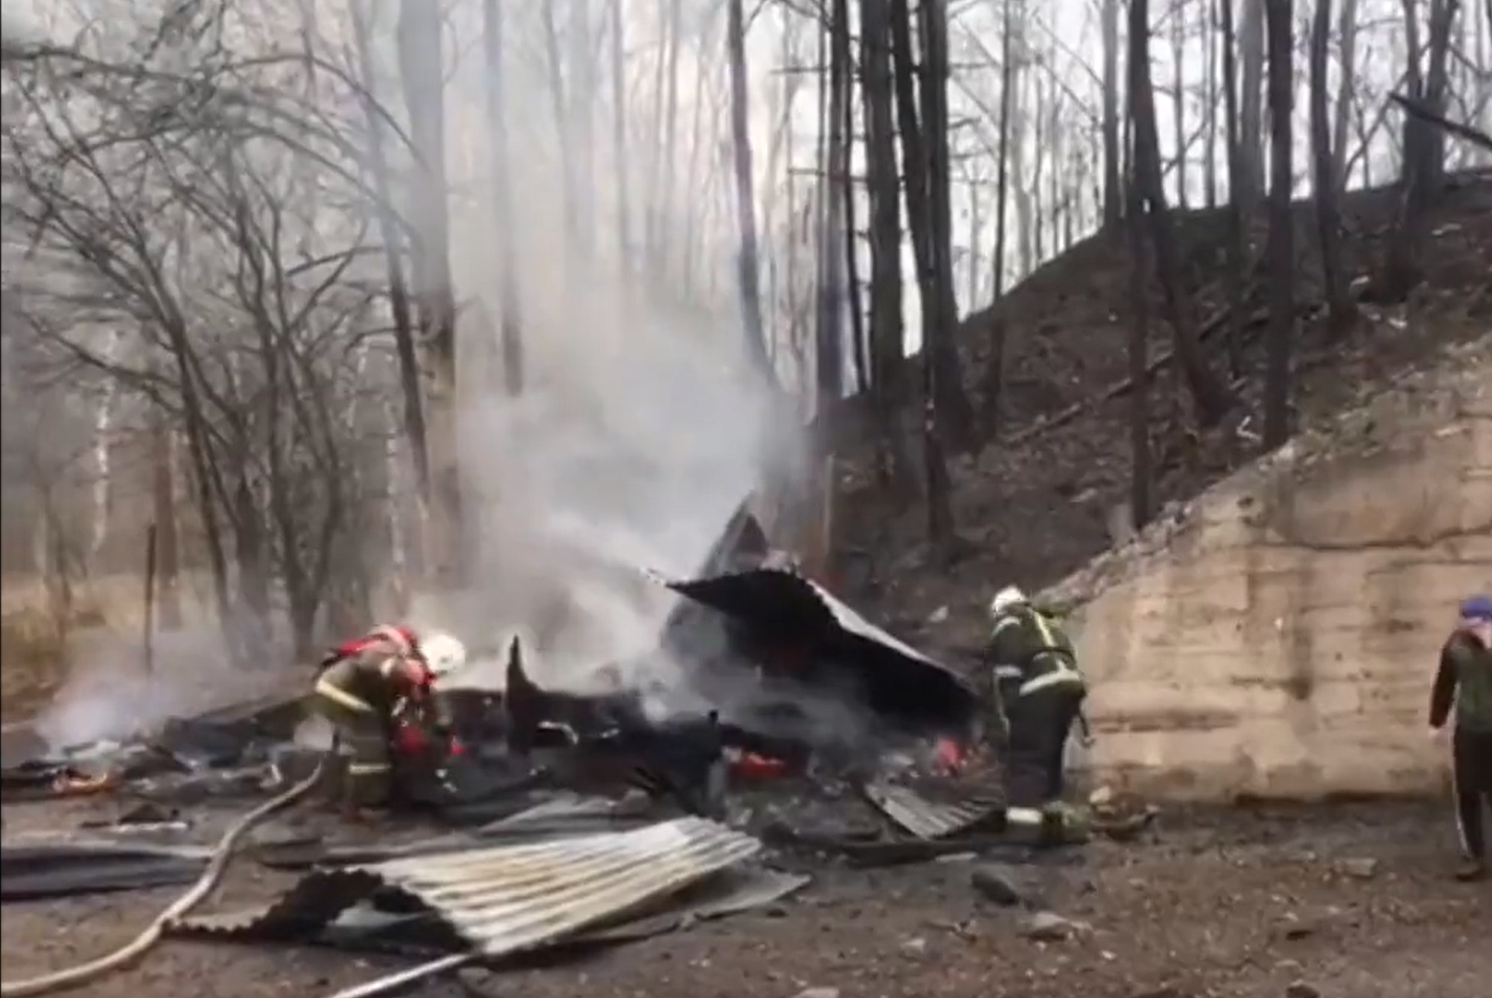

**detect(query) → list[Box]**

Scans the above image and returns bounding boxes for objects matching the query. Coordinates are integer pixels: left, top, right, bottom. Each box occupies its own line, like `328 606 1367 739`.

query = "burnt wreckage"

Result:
1 505 1105 998
461 500 988 821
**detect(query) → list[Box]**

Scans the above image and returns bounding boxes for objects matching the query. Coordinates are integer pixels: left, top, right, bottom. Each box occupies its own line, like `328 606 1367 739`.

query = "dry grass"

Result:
0 572 203 722
1 604 71 720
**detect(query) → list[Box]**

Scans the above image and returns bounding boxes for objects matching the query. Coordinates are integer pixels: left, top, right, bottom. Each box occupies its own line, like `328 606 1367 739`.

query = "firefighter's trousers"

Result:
1003 682 1085 808
309 680 393 809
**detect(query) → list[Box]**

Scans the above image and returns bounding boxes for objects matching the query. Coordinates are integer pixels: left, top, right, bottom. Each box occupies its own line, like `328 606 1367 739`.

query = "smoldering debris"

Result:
654 564 982 737
0 512 1108 998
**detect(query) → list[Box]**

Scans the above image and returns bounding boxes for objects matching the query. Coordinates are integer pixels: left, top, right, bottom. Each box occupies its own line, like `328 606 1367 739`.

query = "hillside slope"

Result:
1047 332 1490 799
838 175 1492 645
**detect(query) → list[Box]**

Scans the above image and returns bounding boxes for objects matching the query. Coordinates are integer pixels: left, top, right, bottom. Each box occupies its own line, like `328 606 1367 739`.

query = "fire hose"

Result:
0 758 326 998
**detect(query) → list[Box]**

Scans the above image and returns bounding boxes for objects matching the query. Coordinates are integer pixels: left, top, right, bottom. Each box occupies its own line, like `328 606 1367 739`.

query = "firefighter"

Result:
986 586 1087 809
310 624 434 819
1429 594 1492 882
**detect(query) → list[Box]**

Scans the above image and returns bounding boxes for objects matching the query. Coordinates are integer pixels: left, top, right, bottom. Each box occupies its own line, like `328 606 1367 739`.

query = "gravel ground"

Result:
1 796 1486 998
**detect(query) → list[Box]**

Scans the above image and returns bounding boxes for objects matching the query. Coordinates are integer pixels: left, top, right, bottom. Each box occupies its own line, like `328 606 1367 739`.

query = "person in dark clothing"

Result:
986 585 1087 808
1429 594 1492 882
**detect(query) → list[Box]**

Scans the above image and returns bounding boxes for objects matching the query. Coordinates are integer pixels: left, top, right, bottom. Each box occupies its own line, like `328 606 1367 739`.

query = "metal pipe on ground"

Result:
0 759 326 998
325 953 474 998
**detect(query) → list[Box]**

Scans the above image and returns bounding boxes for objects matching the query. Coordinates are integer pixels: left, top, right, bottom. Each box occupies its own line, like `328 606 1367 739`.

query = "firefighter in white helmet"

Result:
986 586 1088 808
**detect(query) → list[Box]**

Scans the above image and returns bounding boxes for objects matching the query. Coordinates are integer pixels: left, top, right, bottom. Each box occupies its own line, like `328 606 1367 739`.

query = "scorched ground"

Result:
1 795 1484 998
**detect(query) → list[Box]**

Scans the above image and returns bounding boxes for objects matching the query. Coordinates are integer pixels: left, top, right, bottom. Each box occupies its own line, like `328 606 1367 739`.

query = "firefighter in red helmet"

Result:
311 624 433 819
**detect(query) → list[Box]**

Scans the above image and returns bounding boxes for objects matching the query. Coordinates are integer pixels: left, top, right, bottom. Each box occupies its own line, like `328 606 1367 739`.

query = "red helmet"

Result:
368 624 418 656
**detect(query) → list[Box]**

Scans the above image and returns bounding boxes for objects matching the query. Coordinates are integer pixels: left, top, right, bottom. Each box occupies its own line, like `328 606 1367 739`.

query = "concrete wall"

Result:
1055 348 1491 801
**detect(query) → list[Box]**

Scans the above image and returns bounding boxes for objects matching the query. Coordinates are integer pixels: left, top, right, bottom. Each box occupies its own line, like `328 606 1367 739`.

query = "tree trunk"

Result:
914 0 960 544
661 0 686 278
1130 0 1236 427
351 0 429 508
984 0 1017 433
540 4 580 248
1126 167 1154 532
1420 0 1460 191
860 0 917 497
726 0 773 381
1262 0 1295 448
966 180 982 311
484 0 525 396
1203 0 1221 208
610 0 633 269
815 0 849 415
150 415 182 629
1310 0 1355 340
1239 0 1267 203
1378 0 1460 301
1331 0 1361 188
569 0 597 254
1031 64 1047 263
1102 0 1123 230
397 0 466 590
1219 0 1247 379
1171 0 1189 208
890 0 974 448
835 0 868 396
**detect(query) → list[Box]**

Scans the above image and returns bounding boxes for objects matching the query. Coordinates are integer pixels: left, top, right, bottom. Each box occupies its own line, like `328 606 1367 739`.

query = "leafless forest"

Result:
1 0 1489 694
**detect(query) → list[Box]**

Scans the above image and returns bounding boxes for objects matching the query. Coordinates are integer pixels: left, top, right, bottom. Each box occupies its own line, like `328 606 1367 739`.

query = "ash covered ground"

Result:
2 794 1485 998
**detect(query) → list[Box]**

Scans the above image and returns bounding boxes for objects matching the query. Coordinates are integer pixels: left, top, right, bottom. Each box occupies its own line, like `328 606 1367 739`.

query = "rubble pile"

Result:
0 506 1114 998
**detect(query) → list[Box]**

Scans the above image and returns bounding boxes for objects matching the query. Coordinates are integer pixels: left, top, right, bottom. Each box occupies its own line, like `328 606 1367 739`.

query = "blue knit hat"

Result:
1460 594 1492 622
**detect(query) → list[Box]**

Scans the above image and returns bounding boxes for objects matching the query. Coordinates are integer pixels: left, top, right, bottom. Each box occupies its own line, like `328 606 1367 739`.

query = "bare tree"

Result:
982 0 1018 432
1331 0 1362 188
1238 0 1267 202
726 0 774 381
609 0 634 270
483 0 525 395
815 0 851 417
861 0 917 497
1126 166 1154 531
397 0 467 592
1310 0 1355 339
917 0 962 541
1262 0 1295 448
1102 0 1123 229
1378 0 1463 301
1129 0 1237 427
890 0 974 449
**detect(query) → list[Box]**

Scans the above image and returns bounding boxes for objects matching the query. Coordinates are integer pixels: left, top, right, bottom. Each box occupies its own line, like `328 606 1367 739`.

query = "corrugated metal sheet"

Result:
863 780 1005 840
655 568 978 729
476 792 655 838
170 816 761 959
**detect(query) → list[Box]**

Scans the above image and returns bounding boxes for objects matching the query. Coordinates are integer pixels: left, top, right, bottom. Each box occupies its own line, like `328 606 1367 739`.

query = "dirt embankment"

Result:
1048 335 1491 800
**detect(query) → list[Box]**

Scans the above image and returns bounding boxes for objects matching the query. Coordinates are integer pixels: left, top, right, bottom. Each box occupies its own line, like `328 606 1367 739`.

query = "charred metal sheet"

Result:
478 792 655 838
504 640 729 816
170 817 761 959
862 780 1006 840
580 865 809 944
1 841 211 901
657 568 978 731
190 864 808 967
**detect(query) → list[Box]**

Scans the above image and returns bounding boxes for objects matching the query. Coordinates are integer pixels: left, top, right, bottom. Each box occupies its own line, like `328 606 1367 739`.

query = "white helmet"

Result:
420 632 468 678
989 585 1028 618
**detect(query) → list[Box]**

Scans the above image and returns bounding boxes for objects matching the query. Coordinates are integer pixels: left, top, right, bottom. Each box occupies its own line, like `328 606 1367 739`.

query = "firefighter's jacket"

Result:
315 637 416 719
986 603 1085 699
